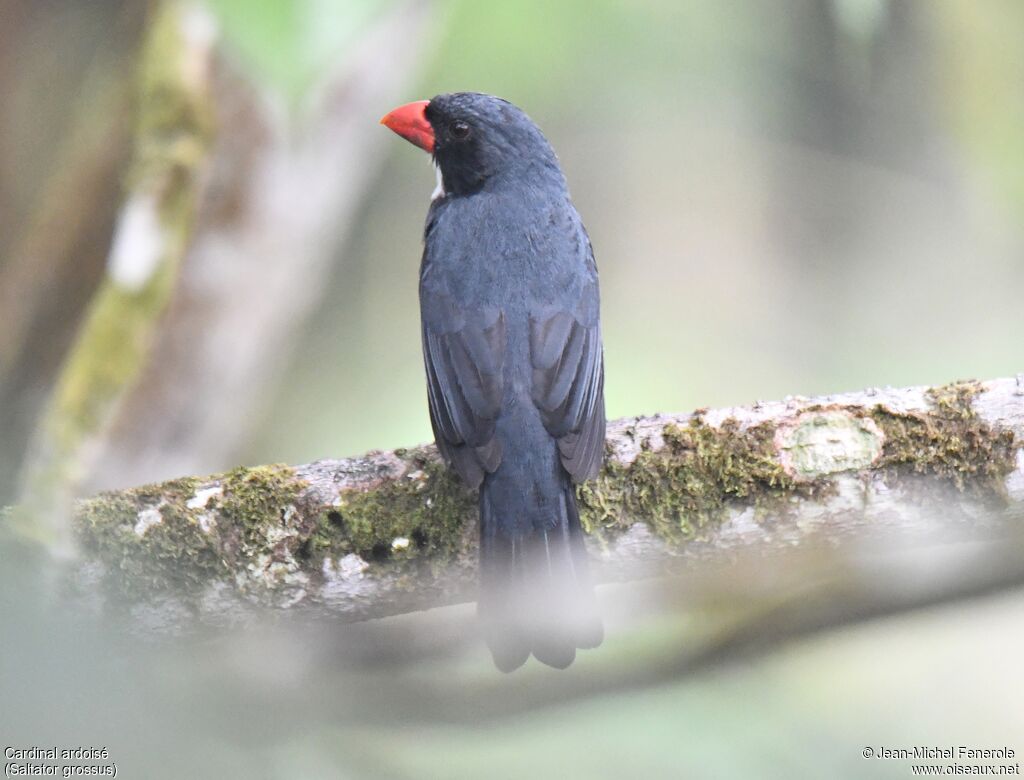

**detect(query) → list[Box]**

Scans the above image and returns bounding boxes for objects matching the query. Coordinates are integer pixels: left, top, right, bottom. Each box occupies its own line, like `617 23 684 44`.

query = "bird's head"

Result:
380 92 563 197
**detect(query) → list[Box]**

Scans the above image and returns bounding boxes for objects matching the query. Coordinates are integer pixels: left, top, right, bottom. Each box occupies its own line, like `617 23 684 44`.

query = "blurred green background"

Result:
248 0 1024 465
1 1 1022 778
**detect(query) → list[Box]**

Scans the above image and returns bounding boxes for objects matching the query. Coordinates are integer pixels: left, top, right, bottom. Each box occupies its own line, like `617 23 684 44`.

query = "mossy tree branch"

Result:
65 376 1024 632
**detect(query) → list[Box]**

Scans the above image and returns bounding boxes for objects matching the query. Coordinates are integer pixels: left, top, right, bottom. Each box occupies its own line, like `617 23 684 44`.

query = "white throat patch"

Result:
431 162 446 201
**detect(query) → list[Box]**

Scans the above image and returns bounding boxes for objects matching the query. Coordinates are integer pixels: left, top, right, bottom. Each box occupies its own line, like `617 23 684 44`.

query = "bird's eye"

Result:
450 120 471 140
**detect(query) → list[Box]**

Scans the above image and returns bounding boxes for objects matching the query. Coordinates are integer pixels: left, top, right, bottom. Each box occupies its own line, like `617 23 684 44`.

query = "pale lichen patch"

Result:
1004 449 1024 502
319 553 376 608
263 524 293 546
712 507 765 546
107 193 166 291
776 410 884 479
186 485 222 509
197 513 216 533
177 2 217 91
328 553 369 580
133 504 164 536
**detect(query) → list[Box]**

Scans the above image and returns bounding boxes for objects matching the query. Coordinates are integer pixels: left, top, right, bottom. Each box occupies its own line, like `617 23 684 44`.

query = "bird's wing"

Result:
421 290 505 488
529 250 605 482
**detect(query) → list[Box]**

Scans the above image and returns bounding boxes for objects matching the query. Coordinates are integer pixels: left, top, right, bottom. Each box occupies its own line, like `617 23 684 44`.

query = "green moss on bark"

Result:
129 1 214 215
69 380 1019 605
74 465 312 599
308 453 476 571
75 476 227 597
870 380 1017 495
49 1 215 456
578 417 817 544
20 2 216 541
217 464 306 547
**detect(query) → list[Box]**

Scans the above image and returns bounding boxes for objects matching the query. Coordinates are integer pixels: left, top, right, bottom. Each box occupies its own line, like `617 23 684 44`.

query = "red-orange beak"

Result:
380 100 434 153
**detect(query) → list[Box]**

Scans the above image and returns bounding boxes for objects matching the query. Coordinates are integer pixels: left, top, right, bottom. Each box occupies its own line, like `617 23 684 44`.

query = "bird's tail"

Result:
478 470 603 671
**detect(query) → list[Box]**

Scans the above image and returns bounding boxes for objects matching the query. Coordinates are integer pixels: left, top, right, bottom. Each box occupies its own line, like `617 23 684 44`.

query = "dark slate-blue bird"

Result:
381 93 604 670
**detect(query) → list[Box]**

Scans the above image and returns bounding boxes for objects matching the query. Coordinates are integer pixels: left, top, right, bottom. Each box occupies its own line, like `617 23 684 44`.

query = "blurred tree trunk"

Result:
0 0 147 504
752 0 968 383
15 0 218 549
14 0 438 544
86 0 437 495
760 0 957 288
930 0 1024 214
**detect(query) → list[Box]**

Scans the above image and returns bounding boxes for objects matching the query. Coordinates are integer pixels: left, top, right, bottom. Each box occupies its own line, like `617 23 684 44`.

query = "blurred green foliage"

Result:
206 0 388 99
246 0 1024 467
934 0 1024 211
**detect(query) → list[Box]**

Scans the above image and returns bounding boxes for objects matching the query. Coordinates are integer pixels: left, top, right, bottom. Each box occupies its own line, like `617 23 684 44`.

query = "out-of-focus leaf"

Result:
932 0 1024 213
203 0 388 99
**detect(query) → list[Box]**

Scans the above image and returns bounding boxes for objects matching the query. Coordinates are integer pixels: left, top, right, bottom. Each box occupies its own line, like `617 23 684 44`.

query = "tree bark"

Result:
84 0 438 494
0 0 147 505
16 1 218 551
15 0 441 544
65 376 1024 632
